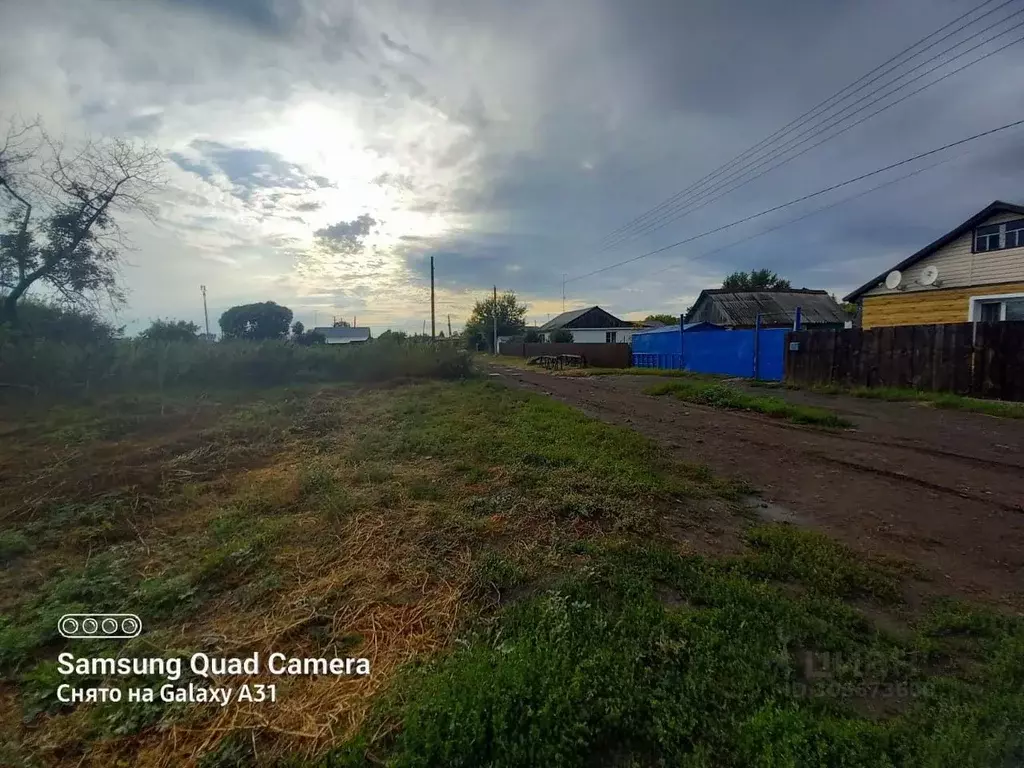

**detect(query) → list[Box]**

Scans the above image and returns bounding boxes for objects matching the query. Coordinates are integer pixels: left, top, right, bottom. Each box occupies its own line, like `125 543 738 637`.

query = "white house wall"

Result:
546 328 635 343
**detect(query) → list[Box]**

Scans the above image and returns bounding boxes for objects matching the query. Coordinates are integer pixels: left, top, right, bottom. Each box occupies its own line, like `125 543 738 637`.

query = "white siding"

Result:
864 212 1024 297
546 327 635 343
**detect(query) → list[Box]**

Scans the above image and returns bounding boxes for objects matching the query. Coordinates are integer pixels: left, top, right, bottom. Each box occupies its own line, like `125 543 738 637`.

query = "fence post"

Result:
753 313 761 379
679 313 685 371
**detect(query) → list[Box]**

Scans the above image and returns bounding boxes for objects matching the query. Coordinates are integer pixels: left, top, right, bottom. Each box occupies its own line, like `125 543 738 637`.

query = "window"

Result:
1005 219 1024 249
605 331 617 343
979 302 1001 322
975 224 1001 252
973 219 1024 252
970 293 1024 322
1007 299 1024 322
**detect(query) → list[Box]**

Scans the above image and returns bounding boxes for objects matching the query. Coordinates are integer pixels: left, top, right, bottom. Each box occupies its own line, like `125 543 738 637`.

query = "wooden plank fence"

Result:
784 321 1024 401
498 342 633 368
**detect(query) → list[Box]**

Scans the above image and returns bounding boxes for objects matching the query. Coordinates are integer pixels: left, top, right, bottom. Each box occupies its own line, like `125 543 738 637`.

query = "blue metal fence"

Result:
631 324 788 381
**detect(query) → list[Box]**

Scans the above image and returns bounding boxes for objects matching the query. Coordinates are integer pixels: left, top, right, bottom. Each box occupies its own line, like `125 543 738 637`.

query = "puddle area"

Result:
743 495 803 524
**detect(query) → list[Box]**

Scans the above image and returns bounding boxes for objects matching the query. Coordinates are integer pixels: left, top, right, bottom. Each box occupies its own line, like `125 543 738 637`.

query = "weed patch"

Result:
326 545 1023 767
647 380 853 428
793 383 1024 419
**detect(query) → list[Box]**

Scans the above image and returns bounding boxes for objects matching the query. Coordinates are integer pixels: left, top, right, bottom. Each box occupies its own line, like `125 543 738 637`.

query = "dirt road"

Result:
492 366 1024 606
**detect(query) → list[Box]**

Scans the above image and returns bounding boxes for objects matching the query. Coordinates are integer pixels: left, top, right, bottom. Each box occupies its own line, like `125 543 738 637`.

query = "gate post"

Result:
753 312 762 380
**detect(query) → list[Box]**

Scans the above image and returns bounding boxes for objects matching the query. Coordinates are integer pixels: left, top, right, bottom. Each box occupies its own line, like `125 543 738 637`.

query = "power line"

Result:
600 7 1024 251
596 0 1015 250
600 28 1024 254
644 153 958 281
565 116 1024 284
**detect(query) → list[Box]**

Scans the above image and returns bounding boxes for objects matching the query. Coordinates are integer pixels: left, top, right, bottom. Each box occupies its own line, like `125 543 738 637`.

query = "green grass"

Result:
5 375 1023 767
322 541 1024 768
764 382 1024 419
646 380 853 428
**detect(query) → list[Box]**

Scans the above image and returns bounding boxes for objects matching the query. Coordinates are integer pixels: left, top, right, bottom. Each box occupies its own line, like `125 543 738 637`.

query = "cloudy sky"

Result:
3 0 1024 334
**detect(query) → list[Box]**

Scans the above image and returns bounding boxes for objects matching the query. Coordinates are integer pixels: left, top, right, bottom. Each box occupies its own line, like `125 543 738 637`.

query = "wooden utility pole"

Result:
430 256 436 340
562 274 566 312
447 314 452 337
200 285 210 337
492 285 498 353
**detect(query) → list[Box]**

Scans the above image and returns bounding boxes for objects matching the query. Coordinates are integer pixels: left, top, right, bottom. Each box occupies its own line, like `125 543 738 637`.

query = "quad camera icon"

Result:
58 614 142 640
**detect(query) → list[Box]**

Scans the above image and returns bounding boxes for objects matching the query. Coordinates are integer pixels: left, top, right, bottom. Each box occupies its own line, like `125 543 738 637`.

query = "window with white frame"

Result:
973 219 1024 252
605 331 617 343
969 293 1024 322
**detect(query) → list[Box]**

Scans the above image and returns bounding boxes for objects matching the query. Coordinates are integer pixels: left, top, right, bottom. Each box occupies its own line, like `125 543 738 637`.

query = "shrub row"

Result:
0 339 471 397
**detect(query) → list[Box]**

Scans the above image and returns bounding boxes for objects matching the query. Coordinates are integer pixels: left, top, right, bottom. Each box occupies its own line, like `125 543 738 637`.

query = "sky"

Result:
2 0 1024 334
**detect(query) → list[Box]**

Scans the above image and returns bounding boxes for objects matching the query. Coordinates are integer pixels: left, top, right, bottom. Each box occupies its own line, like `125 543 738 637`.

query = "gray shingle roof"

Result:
538 307 594 331
687 289 845 327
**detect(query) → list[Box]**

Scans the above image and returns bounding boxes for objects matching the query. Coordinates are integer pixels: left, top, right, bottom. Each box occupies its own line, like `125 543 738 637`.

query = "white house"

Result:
538 306 636 343
312 326 371 344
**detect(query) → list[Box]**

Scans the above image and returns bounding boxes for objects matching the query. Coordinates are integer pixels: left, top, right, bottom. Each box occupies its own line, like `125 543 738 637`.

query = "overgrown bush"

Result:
0 339 471 398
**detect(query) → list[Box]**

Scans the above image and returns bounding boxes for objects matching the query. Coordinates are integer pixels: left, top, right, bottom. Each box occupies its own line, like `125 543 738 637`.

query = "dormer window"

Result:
973 219 1024 252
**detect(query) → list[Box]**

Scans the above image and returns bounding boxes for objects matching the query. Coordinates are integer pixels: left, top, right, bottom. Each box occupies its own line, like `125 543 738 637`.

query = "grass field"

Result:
1 374 1021 766
646 379 854 428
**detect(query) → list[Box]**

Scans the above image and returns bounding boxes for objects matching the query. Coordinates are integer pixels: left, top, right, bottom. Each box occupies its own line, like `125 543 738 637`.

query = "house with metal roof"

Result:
684 288 847 329
844 200 1024 328
312 326 372 344
538 306 636 343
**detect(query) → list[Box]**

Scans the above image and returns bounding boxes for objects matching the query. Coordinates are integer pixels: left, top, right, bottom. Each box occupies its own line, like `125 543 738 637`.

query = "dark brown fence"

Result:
499 342 632 368
784 321 1024 400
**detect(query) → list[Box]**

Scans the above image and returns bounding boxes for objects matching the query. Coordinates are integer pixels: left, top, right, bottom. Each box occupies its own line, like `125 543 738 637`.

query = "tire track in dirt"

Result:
492 367 1024 605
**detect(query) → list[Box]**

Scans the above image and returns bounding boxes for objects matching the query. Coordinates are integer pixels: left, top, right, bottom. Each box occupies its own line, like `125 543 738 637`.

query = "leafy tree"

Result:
377 329 408 343
721 269 791 291
643 313 679 325
294 329 326 346
464 291 527 351
0 119 162 326
524 328 543 343
219 301 293 340
3 299 119 344
139 319 199 343
550 328 574 343
291 320 305 336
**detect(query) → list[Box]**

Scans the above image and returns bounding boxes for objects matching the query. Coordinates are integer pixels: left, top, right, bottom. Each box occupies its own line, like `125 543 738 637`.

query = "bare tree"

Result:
0 118 163 325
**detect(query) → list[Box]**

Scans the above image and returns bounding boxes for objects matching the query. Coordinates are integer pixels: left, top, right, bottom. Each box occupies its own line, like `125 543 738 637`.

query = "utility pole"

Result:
447 314 452 338
562 274 566 312
492 285 498 354
314 310 319 327
430 256 436 340
200 285 210 338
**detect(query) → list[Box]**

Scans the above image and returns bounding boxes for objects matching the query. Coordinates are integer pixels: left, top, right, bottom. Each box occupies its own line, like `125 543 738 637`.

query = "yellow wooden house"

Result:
845 200 1024 329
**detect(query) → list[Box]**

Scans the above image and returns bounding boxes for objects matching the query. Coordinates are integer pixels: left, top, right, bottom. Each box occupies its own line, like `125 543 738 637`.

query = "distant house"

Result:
538 306 636 343
685 289 847 329
844 200 1024 328
312 326 371 344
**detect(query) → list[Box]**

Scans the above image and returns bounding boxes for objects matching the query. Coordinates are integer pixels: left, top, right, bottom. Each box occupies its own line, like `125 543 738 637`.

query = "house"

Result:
312 326 371 344
537 306 636 343
684 288 847 329
844 200 1024 328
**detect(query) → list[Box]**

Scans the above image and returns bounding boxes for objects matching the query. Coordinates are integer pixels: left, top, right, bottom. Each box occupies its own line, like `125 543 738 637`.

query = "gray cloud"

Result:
5 0 1024 333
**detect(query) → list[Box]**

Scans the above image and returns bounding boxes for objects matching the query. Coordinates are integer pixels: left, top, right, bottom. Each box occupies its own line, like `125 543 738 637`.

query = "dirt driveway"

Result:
491 366 1024 607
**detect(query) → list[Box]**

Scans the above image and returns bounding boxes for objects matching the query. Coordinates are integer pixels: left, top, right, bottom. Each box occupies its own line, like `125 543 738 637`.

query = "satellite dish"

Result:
884 270 903 290
920 265 940 286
